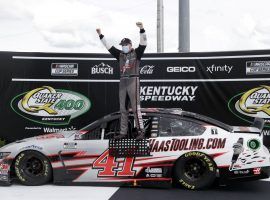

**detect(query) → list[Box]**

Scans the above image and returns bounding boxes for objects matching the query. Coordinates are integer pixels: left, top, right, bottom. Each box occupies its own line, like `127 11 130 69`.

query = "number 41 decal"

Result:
92 149 136 177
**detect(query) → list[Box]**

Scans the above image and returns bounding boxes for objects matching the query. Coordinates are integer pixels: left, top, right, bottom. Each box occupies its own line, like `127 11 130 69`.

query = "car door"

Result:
57 121 108 182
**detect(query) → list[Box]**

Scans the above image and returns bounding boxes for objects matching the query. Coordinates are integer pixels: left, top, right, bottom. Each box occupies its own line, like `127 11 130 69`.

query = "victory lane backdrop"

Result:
0 50 270 147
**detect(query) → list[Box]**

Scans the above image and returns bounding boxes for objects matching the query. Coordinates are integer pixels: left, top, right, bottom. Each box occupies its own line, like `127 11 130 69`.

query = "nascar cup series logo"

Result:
11 86 91 125
228 85 270 127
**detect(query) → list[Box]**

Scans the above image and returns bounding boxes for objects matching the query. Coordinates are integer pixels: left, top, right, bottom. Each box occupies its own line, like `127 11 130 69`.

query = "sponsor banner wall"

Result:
0 50 270 147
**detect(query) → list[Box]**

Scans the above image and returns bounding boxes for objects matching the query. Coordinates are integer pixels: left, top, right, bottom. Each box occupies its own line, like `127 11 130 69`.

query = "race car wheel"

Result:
14 151 52 186
174 152 216 190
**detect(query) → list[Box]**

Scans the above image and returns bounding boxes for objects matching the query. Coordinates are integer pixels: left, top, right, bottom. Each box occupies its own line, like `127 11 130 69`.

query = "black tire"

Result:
14 150 52 186
174 151 216 190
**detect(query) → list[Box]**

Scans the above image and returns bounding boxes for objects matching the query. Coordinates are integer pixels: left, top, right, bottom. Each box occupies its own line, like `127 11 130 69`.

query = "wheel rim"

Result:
23 156 45 177
184 158 207 181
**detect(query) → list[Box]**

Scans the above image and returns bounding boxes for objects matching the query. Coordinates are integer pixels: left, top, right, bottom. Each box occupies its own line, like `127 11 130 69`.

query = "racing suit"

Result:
99 29 147 137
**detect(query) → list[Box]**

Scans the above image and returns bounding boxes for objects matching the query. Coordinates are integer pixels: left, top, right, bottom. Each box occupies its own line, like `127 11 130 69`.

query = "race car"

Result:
0 108 270 189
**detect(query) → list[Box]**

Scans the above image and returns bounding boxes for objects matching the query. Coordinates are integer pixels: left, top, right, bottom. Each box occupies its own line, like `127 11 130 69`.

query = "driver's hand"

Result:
96 28 102 35
136 22 143 29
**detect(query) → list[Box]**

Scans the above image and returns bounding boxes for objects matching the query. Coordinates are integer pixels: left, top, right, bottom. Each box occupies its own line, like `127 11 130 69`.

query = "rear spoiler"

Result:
252 118 265 132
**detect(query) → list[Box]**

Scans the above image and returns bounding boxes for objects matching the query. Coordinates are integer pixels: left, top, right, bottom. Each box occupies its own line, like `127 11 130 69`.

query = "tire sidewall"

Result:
174 151 216 190
15 150 52 186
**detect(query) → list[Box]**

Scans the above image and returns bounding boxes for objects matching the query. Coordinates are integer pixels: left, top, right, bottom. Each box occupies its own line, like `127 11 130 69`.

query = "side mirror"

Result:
253 118 265 132
74 130 88 140
74 132 82 140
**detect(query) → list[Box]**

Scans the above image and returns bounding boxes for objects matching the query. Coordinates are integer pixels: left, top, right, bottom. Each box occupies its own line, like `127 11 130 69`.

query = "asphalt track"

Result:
1 179 270 200
110 179 270 200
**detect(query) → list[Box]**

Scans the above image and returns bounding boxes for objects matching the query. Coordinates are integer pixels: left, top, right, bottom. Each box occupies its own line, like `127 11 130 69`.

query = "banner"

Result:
0 50 270 147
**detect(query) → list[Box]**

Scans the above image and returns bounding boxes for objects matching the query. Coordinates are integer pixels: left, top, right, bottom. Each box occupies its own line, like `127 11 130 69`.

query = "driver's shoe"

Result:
136 131 145 140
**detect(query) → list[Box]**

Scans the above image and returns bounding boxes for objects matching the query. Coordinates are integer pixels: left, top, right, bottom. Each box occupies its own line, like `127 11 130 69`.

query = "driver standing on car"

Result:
96 22 147 139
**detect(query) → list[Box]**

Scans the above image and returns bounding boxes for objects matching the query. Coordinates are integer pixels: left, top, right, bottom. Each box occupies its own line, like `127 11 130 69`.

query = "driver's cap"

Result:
119 38 132 46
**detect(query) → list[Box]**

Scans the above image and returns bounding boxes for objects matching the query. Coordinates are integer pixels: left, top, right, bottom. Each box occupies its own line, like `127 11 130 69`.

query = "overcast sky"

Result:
0 0 270 53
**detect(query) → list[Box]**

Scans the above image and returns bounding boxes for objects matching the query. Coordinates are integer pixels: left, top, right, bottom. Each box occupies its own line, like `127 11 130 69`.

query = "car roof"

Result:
107 108 233 132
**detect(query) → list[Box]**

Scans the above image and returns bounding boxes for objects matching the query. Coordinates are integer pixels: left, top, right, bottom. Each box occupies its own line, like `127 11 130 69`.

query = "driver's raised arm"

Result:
96 28 121 61
135 22 147 60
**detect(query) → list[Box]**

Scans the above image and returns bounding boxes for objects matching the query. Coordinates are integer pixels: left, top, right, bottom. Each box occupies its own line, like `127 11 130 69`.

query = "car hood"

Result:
20 131 76 142
0 131 76 151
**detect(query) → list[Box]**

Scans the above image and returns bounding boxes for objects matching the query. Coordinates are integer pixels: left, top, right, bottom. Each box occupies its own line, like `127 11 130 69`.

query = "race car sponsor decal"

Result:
230 138 244 170
0 175 8 181
0 164 9 175
211 128 218 135
20 145 43 151
64 142 77 149
92 150 136 177
149 138 226 152
228 85 270 127
0 152 10 159
230 138 266 170
10 86 91 125
233 169 250 175
145 167 163 178
247 139 261 151
253 167 261 175
36 133 64 140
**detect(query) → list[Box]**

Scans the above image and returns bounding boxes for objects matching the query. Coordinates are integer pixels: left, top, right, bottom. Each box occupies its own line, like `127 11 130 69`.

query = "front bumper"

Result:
219 166 270 184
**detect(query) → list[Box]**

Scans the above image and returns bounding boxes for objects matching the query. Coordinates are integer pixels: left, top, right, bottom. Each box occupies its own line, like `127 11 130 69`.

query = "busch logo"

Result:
91 63 113 75
206 64 233 74
167 66 196 73
140 65 155 74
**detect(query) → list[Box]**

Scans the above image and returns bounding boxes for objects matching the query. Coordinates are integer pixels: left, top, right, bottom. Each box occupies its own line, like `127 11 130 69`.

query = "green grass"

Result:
0 138 6 147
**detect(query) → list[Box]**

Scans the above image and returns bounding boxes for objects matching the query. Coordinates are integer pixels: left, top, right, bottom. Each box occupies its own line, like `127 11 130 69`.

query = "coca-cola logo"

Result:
140 65 155 75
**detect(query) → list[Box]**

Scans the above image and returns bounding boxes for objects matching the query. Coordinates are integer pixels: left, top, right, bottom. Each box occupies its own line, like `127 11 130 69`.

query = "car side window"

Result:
159 117 206 137
104 119 120 139
80 126 102 140
103 116 153 139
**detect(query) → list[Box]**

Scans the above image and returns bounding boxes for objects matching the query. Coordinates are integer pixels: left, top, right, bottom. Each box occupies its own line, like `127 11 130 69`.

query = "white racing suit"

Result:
99 29 147 136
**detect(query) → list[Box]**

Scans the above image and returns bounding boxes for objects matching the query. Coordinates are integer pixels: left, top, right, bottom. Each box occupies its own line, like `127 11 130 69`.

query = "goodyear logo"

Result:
228 85 270 127
11 86 91 125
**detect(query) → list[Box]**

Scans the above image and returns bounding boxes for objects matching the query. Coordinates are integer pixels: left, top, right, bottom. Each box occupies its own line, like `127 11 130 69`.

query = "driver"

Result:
96 22 147 139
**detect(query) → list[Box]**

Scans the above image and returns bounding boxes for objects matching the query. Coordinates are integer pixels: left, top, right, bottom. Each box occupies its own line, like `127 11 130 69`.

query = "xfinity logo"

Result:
91 63 113 75
167 66 196 73
206 64 233 74
140 65 155 74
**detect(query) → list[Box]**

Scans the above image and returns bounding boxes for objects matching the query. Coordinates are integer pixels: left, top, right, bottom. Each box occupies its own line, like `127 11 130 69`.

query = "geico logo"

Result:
91 67 113 74
167 66 196 73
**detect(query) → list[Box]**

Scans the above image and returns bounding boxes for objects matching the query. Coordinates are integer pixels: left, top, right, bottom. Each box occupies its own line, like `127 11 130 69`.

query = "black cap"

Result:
119 38 132 46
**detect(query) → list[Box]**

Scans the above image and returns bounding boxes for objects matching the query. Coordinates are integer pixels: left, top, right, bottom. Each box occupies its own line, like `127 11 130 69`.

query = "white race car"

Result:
0 108 269 189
